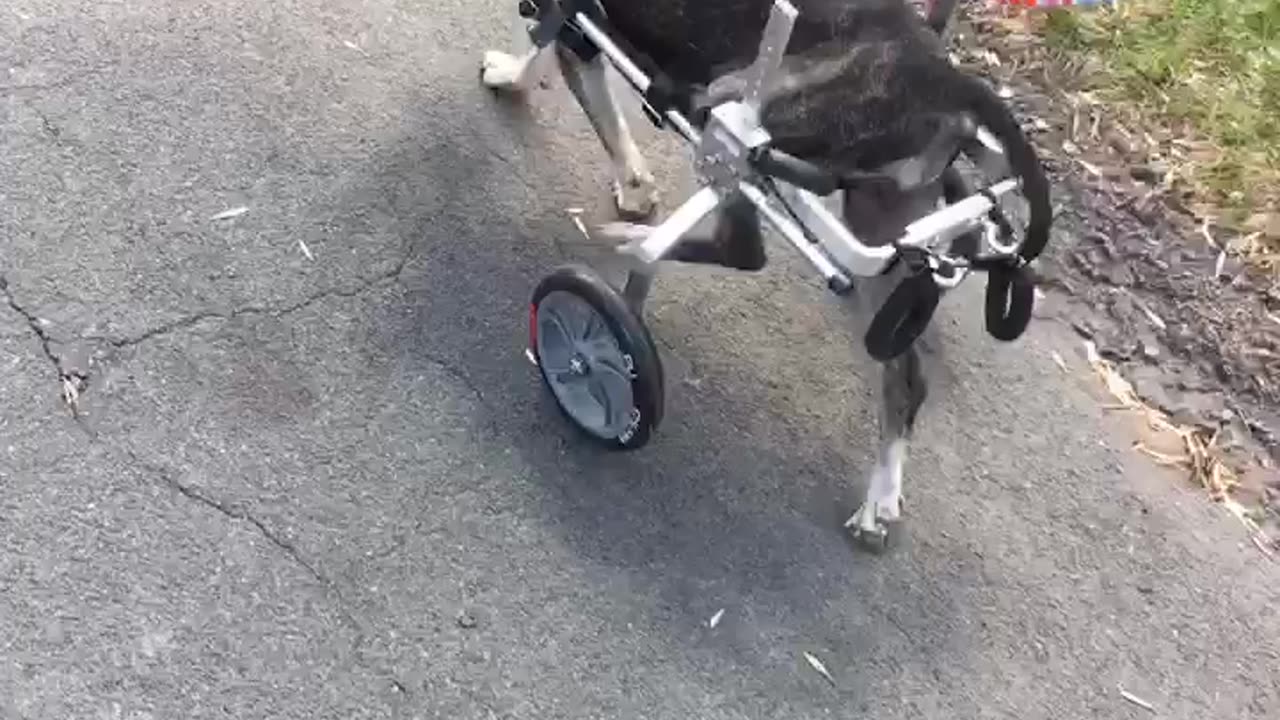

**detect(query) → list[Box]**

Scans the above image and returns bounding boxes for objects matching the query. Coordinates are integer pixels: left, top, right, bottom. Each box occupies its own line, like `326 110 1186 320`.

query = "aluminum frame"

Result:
559 0 1027 305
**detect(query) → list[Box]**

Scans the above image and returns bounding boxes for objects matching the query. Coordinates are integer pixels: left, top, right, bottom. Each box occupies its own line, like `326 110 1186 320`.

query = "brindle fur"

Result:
479 0 1049 548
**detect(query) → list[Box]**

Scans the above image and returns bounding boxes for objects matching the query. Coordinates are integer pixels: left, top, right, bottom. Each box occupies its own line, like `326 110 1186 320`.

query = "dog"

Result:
479 0 1051 548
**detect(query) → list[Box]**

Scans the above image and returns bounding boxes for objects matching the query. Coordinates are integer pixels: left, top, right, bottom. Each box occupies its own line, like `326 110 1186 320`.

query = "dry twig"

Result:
1083 341 1274 556
1118 686 1156 713
802 652 836 686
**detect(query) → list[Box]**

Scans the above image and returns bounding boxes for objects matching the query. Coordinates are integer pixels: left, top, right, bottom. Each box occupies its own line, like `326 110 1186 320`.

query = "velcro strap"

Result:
984 265 1035 341
864 273 941 361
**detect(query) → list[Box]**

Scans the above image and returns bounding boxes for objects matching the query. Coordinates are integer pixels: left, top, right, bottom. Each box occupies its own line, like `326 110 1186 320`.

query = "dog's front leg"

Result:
846 348 927 550
555 45 659 221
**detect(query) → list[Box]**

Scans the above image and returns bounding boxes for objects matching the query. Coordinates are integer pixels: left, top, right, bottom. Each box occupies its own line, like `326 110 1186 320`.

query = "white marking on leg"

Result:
560 53 658 219
845 438 907 533
878 438 906 520
481 46 551 91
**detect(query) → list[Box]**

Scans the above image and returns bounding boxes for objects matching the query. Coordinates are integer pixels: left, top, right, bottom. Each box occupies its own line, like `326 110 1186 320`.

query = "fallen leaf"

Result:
1250 534 1275 559
1135 443 1187 467
1118 686 1156 713
1061 140 1080 155
565 207 591 239
1051 351 1068 372
61 377 79 409
802 651 836 686
1127 294 1167 331
708 609 725 629
1084 341 1140 406
1078 158 1103 177
210 206 249 221
1084 340 1101 365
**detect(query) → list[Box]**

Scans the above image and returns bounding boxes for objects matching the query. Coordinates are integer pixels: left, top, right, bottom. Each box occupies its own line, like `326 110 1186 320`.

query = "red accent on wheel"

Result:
528 303 539 355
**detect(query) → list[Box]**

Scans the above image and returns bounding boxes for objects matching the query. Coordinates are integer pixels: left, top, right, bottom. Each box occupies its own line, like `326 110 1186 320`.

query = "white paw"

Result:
480 50 526 90
844 498 901 551
612 176 660 221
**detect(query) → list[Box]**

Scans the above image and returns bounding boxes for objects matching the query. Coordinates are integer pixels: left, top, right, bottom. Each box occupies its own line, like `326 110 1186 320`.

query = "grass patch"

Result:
1038 0 1279 233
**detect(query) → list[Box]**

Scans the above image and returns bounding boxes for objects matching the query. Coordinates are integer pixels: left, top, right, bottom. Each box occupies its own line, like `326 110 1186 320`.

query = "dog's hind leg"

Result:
664 193 767 270
555 44 659 221
481 45 554 92
846 347 927 550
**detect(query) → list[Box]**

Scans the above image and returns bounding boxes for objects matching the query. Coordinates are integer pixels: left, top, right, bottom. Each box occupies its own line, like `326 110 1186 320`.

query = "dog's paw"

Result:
480 50 527 90
594 221 654 246
612 176 660 222
844 500 901 553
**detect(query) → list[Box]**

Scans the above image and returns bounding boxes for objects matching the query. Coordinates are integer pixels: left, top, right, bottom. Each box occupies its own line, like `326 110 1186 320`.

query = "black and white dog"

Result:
480 0 1050 547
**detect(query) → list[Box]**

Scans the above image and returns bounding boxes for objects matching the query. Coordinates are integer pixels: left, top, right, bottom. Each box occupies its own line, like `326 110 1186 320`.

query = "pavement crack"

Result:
421 350 488 406
2 273 64 375
127 450 359 621
1 273 88 420
105 310 235 349
104 250 413 349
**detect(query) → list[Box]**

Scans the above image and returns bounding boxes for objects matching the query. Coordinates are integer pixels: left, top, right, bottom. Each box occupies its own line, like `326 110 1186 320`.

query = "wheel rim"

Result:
536 290 636 439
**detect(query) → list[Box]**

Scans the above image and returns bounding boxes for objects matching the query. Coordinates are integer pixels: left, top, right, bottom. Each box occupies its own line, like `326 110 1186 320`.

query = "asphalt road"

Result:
2 1 1278 718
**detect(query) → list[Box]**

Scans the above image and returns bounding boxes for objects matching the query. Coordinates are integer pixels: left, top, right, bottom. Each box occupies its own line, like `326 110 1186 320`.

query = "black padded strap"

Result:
984 265 1035 341
865 273 941 362
559 0 606 61
525 0 565 47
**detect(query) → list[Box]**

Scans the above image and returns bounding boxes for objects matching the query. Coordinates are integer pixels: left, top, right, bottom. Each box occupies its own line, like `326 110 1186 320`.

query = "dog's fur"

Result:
480 0 1049 547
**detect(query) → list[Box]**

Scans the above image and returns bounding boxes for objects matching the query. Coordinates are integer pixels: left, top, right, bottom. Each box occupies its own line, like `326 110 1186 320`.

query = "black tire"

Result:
529 264 665 451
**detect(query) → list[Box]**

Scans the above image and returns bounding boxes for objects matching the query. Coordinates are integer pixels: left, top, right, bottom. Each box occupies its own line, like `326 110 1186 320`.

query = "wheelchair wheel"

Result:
529 265 664 451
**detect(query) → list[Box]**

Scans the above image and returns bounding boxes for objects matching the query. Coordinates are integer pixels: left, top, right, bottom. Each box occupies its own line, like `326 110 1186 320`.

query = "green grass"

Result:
1040 0 1280 227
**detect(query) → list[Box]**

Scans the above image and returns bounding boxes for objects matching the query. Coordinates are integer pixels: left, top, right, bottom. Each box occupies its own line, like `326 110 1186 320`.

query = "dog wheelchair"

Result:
515 0 1045 450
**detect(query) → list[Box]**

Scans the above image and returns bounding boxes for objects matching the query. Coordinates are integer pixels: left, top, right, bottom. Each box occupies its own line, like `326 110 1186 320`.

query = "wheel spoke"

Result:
559 296 591 341
540 309 573 347
586 378 613 429
581 308 601 342
583 335 622 368
563 378 605 431
592 363 633 426
543 363 572 378
538 308 576 372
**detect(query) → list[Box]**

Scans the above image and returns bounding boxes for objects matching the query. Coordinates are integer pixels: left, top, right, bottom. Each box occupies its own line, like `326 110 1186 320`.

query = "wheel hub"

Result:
568 354 589 377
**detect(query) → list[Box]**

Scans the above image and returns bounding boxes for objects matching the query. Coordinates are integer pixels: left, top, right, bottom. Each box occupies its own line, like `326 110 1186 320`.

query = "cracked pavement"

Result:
2 1 1279 718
